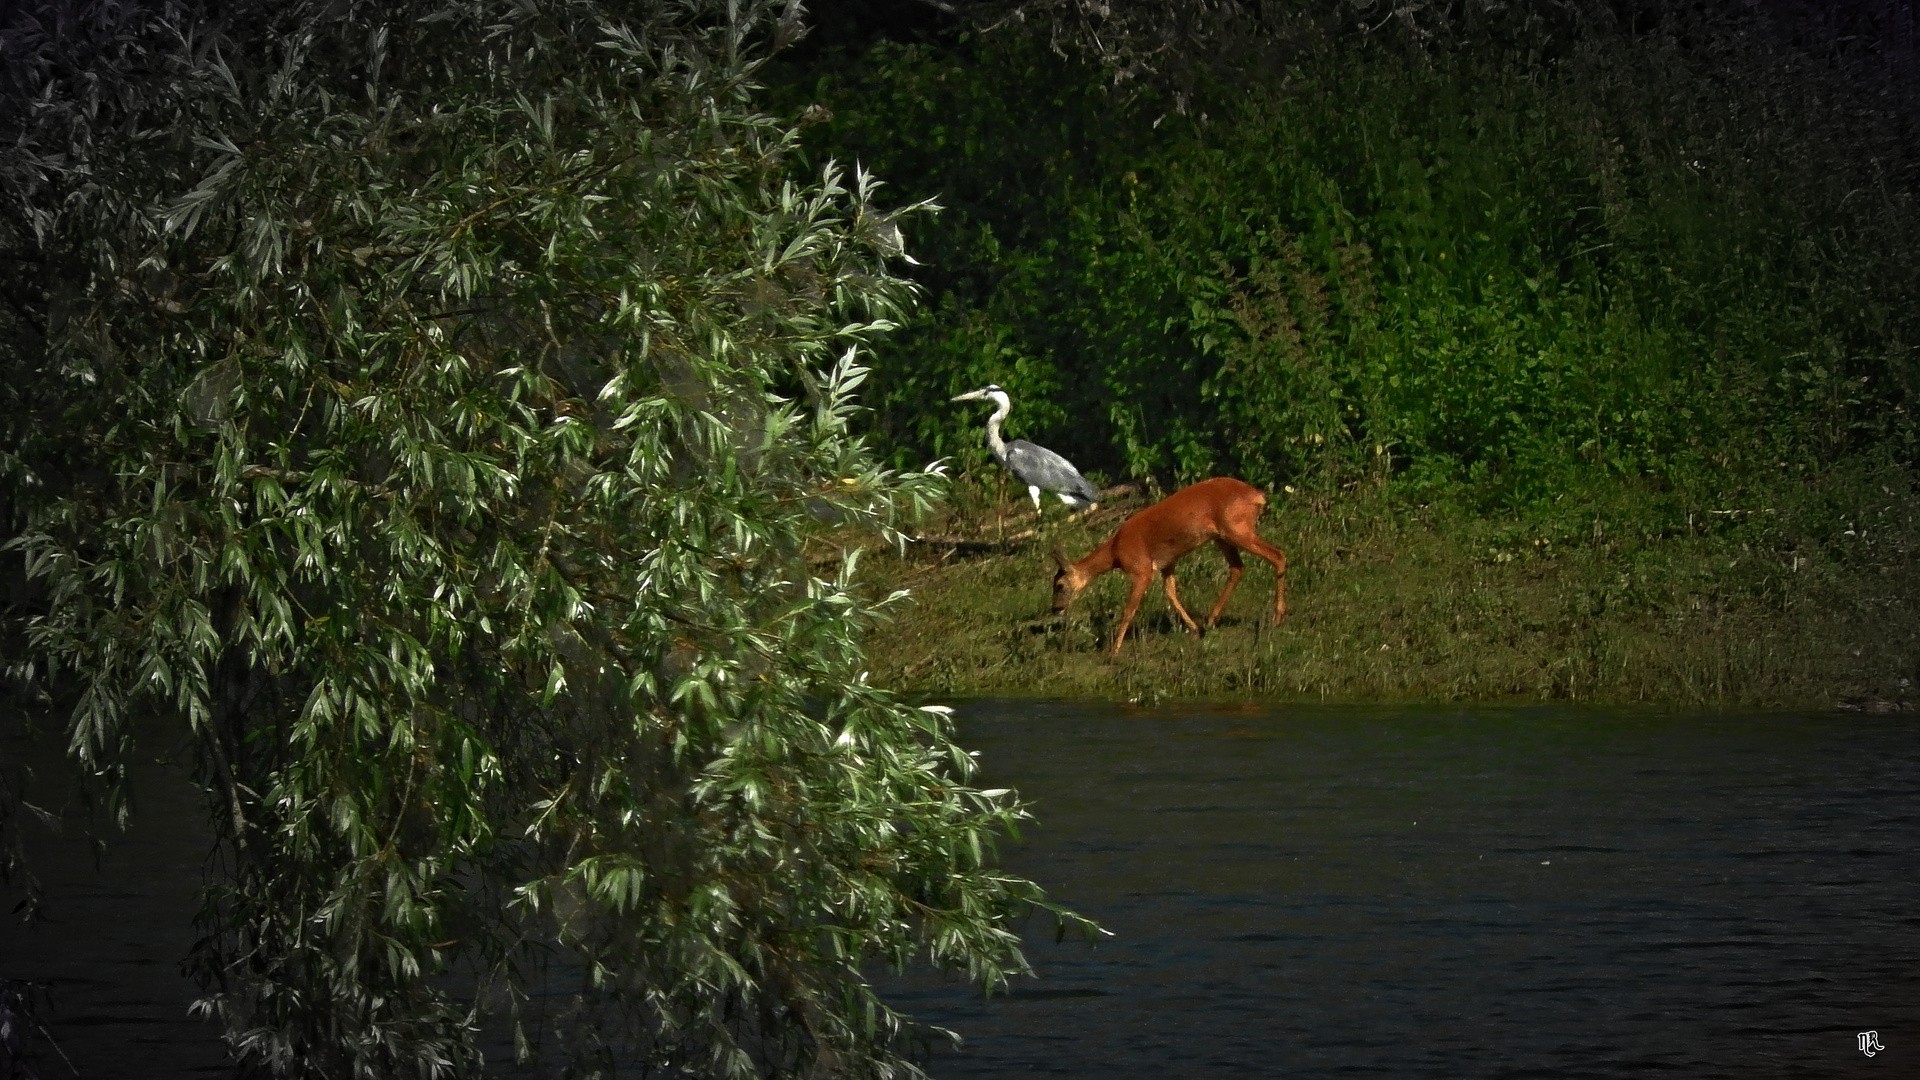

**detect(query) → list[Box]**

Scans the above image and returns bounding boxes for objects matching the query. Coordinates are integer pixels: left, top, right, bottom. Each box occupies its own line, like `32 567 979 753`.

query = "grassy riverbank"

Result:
772 10 1920 712
848 477 1920 709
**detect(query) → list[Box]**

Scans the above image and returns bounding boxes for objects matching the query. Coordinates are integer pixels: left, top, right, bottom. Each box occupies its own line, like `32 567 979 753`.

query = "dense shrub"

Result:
774 5 1920 517
0 1 1081 1075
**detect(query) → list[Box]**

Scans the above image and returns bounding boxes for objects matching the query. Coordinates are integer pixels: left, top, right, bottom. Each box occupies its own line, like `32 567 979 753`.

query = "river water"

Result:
884 701 1918 1079
2 702 1914 1077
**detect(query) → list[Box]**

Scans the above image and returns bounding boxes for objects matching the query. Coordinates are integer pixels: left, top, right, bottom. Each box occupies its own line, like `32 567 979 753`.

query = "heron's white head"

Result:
950 384 1008 406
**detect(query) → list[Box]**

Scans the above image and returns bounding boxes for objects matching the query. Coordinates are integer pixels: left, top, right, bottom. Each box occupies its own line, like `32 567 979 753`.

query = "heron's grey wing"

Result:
1005 440 1098 503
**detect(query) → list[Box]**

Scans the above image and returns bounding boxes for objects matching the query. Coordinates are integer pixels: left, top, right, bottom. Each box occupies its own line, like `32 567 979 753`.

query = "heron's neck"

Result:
983 394 1011 464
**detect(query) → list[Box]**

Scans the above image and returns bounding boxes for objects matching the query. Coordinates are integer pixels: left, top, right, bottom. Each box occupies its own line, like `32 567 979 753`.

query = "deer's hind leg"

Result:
1234 533 1288 623
1221 502 1289 622
1203 540 1246 629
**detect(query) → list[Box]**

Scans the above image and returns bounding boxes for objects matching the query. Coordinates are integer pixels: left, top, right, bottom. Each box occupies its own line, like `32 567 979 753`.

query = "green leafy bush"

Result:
0 1 1080 1076
775 10 1919 518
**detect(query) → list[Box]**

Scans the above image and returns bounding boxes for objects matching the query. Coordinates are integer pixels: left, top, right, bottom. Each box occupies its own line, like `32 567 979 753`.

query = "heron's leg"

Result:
1027 485 1043 512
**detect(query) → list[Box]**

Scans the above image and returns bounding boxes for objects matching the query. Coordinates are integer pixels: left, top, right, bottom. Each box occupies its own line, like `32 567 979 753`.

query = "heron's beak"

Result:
950 389 987 403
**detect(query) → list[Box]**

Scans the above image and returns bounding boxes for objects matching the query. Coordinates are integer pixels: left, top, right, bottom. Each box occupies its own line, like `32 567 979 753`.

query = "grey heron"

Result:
951 385 1099 514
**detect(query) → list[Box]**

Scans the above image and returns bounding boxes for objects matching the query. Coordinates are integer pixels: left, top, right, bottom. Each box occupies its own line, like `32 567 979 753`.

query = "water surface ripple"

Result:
877 702 1917 1079
2 704 1912 1077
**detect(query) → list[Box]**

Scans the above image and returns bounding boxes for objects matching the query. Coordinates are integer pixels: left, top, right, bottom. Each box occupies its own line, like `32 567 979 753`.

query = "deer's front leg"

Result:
1109 572 1154 656
1162 569 1202 634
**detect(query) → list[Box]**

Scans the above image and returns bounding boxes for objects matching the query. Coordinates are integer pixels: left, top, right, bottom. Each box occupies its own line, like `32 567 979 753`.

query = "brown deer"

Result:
1051 477 1288 656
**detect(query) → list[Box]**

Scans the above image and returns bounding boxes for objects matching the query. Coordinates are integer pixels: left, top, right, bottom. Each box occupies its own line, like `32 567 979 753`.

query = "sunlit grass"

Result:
848 480 1920 709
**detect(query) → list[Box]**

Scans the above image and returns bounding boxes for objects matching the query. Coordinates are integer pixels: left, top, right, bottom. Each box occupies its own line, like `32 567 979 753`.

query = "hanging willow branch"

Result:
0 1 1092 1076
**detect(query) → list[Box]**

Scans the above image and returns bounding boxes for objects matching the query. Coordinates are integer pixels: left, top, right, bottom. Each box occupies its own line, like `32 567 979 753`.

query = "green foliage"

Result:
772 13 1920 517
0 1 1084 1076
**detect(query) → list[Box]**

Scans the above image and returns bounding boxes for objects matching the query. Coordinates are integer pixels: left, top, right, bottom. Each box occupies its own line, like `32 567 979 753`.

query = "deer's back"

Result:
1114 478 1266 568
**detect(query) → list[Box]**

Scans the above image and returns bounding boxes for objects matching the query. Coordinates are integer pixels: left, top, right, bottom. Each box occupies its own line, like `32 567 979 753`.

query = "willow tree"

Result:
0 0 1076 1075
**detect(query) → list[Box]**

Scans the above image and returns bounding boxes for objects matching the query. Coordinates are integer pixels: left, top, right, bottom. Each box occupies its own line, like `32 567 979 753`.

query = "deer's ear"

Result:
1051 547 1071 571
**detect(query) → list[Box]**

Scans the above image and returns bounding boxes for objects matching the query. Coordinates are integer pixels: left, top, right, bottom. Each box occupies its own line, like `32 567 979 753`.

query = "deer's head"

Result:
1050 548 1087 613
